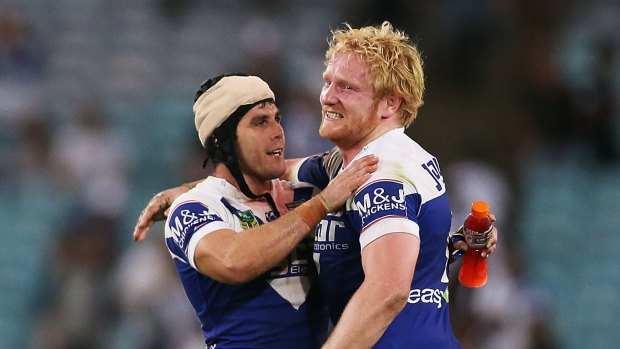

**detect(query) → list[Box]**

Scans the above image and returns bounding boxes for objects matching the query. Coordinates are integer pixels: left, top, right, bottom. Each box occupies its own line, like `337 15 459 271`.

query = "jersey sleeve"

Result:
165 200 231 270
350 178 421 250
290 147 342 190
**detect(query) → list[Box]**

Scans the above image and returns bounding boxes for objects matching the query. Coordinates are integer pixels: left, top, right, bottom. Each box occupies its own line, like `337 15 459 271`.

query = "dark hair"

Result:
205 103 254 166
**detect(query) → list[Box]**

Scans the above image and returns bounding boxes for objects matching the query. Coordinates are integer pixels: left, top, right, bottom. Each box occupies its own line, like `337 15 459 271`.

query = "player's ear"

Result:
380 93 402 119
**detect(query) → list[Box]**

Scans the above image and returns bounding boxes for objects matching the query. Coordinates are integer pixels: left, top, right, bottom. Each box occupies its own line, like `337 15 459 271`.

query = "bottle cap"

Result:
471 201 489 219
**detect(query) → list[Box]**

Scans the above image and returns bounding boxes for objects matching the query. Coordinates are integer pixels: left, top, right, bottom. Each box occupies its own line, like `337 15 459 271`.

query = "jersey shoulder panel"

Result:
361 130 447 203
291 147 341 189
164 180 234 268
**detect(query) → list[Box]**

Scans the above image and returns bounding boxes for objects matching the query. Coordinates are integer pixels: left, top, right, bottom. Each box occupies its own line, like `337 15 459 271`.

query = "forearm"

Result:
323 233 417 348
198 155 376 283
225 209 314 280
322 281 407 349
198 196 327 283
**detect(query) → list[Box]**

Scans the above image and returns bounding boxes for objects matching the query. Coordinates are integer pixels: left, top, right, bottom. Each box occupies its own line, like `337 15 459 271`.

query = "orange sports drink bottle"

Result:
458 201 493 288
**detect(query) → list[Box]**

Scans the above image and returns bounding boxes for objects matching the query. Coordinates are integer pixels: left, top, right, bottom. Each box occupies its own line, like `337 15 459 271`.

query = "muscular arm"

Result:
194 207 316 284
188 155 378 284
322 233 419 349
134 159 306 242
134 149 344 241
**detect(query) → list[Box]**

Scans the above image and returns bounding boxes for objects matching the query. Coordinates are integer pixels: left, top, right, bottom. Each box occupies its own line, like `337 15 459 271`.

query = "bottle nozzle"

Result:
471 201 489 219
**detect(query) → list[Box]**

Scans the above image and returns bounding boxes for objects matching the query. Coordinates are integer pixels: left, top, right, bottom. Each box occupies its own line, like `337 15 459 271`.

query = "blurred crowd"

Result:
0 0 618 348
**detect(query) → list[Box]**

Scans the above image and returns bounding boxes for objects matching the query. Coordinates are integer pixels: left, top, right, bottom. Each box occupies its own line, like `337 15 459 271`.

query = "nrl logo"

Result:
236 210 259 230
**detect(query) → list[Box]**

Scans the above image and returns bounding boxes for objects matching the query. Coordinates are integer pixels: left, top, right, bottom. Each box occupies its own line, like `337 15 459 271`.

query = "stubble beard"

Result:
319 120 346 146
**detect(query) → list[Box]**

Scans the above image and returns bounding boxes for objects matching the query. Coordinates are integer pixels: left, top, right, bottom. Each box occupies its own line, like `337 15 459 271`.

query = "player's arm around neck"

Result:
322 232 419 349
195 154 378 284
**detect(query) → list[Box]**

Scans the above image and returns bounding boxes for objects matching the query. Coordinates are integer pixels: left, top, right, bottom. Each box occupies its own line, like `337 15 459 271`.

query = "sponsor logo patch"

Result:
407 288 447 309
314 217 349 251
352 180 406 230
168 202 222 250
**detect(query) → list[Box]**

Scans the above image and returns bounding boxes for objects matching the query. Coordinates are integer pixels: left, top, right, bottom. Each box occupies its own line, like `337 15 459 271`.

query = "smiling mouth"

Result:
325 111 343 120
267 149 283 157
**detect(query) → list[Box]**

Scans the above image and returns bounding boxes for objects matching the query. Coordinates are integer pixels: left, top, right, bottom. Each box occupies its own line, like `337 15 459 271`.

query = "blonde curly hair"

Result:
325 21 425 127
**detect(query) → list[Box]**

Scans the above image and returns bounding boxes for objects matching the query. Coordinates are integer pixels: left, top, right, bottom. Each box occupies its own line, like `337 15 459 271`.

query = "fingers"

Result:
355 154 379 172
481 247 495 258
336 155 377 187
133 211 147 241
320 155 378 211
453 240 468 252
344 155 378 172
132 185 188 242
452 225 497 258
476 212 497 257
133 208 155 242
488 226 498 247
349 168 375 189
350 169 373 187
132 193 167 242
133 221 153 242
481 226 498 258
344 154 378 182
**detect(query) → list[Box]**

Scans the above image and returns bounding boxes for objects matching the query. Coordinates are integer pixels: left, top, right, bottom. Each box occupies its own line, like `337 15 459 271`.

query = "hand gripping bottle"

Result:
458 201 493 288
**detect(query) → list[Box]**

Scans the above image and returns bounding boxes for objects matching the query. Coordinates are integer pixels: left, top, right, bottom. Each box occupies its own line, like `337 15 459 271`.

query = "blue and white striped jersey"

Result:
164 176 328 349
294 128 461 348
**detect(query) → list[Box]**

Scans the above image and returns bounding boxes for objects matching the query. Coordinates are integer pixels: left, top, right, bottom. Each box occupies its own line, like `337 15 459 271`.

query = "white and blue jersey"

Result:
164 176 328 349
294 128 460 348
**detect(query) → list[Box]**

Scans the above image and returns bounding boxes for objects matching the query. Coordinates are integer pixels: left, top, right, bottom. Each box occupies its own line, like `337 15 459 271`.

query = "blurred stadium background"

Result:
1 0 619 348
